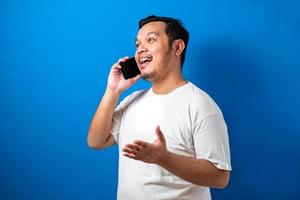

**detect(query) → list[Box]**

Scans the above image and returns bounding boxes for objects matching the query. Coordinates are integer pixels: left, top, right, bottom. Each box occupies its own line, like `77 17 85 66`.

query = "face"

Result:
135 21 173 82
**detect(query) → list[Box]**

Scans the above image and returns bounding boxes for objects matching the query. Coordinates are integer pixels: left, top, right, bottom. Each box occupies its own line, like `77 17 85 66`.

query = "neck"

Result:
152 72 187 95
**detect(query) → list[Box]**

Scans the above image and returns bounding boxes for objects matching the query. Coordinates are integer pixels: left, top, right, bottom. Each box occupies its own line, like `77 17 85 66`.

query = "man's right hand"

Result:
88 56 141 149
107 56 141 94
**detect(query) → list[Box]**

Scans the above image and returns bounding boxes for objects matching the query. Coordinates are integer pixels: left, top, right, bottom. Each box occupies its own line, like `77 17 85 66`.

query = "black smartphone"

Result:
119 57 140 79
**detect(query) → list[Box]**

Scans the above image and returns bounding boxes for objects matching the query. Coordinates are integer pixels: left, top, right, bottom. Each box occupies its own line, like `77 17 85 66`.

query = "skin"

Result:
87 21 230 188
134 21 187 94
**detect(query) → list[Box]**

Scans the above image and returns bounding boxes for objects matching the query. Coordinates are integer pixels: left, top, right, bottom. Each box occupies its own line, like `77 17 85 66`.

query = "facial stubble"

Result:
141 48 172 83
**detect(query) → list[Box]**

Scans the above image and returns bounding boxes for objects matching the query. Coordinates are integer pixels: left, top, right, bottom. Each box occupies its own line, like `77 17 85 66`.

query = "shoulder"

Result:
127 89 148 102
186 82 223 119
118 89 148 108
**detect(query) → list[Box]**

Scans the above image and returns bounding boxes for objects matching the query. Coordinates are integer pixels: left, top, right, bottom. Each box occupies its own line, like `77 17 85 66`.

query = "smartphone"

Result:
119 57 140 79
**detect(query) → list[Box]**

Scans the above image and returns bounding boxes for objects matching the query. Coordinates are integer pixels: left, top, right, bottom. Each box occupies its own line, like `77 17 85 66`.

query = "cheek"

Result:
154 49 171 63
134 53 138 62
151 46 165 60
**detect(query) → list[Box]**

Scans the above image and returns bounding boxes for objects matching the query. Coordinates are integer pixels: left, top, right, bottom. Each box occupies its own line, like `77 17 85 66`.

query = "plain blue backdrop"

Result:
1 0 300 199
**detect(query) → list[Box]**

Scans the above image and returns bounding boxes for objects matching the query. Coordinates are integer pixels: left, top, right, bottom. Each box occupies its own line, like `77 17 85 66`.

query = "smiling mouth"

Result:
139 55 153 68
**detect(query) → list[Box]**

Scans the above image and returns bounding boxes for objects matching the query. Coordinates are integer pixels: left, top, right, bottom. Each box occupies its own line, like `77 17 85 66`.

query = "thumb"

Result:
155 126 166 144
128 74 141 84
133 74 141 82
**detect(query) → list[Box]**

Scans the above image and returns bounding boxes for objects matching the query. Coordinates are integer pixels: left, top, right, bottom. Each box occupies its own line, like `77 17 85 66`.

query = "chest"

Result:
119 96 195 156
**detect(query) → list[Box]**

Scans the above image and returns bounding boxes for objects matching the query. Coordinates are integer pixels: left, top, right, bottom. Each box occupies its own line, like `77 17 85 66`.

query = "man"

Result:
87 15 232 200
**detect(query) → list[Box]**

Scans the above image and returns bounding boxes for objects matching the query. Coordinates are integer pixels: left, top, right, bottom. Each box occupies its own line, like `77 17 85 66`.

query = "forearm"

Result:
158 152 230 188
87 88 120 149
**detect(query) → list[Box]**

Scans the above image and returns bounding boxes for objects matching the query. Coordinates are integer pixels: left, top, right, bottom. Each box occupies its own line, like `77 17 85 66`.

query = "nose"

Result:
137 44 147 55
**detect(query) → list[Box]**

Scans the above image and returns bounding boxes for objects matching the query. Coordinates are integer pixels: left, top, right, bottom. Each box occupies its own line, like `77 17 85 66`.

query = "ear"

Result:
172 39 185 56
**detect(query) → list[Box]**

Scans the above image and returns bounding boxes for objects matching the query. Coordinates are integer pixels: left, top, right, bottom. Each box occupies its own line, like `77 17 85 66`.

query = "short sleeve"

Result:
111 96 130 144
193 114 232 170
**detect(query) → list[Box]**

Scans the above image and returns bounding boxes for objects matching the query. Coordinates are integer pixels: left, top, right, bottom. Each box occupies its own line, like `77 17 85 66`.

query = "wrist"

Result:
105 87 122 97
157 150 172 167
104 88 122 106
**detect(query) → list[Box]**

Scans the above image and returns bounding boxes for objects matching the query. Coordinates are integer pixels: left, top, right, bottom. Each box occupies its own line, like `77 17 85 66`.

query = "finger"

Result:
122 147 136 154
117 58 123 63
123 144 143 155
130 74 141 82
124 143 140 150
123 153 137 159
133 140 150 148
123 152 145 161
112 63 121 70
155 126 166 144
118 56 129 64
131 143 144 152
112 66 121 73
115 64 122 70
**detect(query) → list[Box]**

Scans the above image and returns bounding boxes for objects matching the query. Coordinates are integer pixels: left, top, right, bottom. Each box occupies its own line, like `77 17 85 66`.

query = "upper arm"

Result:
216 168 230 188
193 114 232 171
102 134 117 148
199 158 231 188
88 134 116 150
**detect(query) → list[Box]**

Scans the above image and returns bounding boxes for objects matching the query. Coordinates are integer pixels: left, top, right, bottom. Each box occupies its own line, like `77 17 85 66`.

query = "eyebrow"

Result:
136 31 160 42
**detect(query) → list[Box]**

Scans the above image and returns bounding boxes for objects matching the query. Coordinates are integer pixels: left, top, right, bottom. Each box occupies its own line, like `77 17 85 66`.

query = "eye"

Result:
148 37 156 43
135 43 140 48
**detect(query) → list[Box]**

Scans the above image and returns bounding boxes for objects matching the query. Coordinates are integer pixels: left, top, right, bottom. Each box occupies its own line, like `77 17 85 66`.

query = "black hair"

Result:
138 15 189 67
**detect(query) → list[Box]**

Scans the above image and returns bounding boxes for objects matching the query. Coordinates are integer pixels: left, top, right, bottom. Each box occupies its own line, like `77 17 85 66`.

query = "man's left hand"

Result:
122 126 169 164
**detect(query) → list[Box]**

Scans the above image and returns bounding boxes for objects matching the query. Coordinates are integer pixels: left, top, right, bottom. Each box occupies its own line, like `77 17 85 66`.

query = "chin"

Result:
141 73 152 82
141 71 160 82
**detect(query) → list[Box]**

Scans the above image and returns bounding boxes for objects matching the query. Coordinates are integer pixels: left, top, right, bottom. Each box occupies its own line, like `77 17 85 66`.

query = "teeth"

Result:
139 56 152 64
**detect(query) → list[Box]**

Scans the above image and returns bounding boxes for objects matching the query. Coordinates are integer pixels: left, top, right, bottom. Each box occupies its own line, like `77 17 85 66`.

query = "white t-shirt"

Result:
112 82 231 200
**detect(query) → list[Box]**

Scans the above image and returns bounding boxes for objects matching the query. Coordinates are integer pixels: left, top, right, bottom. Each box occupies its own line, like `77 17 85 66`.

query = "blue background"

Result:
1 0 300 199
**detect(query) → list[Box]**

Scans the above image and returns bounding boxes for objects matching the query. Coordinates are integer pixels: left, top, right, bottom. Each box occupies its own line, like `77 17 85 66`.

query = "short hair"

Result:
138 15 189 67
